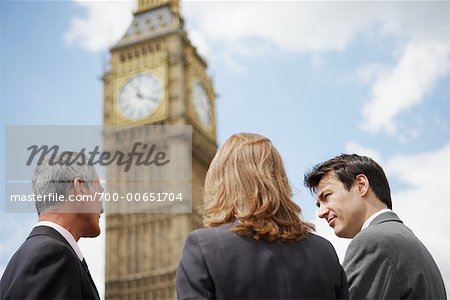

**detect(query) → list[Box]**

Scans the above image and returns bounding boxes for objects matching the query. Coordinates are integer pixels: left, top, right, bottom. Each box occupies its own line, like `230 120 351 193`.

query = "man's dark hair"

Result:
304 154 392 209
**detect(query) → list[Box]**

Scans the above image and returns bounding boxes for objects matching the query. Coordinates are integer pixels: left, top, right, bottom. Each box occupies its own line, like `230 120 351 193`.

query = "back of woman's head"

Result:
202 133 314 241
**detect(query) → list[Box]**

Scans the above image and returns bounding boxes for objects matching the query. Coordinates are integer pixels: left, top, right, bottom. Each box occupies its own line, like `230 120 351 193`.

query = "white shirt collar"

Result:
361 208 392 231
35 221 84 261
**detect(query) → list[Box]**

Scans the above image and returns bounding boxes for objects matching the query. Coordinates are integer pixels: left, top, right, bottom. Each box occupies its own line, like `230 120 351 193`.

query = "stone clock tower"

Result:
102 0 217 298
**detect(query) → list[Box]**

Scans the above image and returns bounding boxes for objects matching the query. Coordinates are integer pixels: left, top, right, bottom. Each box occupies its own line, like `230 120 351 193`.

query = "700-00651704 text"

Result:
98 192 183 202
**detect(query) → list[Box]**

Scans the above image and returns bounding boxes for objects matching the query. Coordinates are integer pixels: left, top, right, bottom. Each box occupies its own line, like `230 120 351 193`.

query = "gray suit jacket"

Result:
343 211 446 299
176 222 348 299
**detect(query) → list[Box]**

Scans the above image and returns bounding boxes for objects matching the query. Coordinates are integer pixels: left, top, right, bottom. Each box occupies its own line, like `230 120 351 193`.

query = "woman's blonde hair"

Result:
202 133 314 241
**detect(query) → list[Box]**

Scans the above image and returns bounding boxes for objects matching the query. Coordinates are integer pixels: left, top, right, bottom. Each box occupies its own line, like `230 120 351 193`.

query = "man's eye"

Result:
316 202 321 208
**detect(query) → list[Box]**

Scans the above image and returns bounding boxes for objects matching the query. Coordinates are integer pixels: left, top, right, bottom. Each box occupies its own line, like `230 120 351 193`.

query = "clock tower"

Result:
103 0 217 298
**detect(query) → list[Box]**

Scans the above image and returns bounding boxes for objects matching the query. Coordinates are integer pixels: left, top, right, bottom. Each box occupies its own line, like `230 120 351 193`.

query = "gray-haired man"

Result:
0 152 103 299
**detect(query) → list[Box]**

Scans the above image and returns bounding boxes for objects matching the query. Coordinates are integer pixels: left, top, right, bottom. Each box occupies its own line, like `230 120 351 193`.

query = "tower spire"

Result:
136 0 179 15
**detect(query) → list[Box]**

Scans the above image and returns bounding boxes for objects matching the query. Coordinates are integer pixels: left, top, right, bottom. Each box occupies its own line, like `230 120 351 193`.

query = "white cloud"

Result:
64 1 135 52
361 41 450 134
181 2 377 61
188 29 211 60
322 142 450 294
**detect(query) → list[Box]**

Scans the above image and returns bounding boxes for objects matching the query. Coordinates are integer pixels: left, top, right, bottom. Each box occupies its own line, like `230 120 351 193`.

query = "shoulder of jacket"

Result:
349 222 406 254
187 223 240 248
11 236 79 271
34 239 77 261
307 232 335 247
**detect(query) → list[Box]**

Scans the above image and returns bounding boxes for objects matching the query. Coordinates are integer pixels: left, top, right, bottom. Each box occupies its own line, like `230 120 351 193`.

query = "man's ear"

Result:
73 177 88 195
355 174 370 196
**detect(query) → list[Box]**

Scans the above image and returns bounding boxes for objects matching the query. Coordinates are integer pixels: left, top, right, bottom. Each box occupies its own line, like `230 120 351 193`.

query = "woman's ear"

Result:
355 174 370 196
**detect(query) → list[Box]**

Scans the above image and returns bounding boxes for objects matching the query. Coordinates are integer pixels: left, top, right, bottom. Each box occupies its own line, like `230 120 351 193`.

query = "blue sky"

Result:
1 1 449 298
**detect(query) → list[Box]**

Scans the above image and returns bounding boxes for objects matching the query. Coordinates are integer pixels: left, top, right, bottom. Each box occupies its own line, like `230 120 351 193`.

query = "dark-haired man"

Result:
304 154 446 299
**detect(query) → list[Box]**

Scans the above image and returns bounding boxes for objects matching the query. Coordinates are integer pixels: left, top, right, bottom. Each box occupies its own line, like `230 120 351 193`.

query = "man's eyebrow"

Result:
316 190 325 200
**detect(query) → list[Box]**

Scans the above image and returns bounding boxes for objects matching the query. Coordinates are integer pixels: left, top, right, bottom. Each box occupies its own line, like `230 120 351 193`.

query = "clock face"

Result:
118 73 162 120
191 81 212 128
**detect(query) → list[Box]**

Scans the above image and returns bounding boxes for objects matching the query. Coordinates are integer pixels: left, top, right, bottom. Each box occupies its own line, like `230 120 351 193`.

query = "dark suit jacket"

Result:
0 226 100 300
176 222 348 299
343 211 446 299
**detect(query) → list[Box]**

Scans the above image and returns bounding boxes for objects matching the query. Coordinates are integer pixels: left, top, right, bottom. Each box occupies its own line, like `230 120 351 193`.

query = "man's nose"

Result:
318 205 329 219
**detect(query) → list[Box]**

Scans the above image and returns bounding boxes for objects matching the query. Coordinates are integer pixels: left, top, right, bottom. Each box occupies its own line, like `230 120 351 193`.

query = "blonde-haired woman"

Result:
176 133 348 299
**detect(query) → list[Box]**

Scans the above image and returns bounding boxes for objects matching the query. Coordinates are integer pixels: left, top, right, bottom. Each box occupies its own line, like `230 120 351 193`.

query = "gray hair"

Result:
32 151 99 215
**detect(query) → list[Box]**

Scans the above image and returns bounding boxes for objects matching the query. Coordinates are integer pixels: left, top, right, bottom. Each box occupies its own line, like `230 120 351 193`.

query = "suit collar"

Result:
28 225 79 257
369 211 403 226
35 221 83 261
